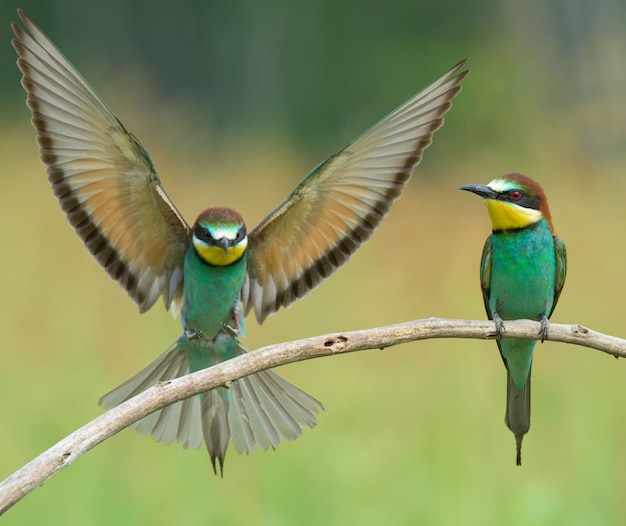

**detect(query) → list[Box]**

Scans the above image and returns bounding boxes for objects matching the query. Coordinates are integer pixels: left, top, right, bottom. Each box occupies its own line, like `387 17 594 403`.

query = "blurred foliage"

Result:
1 0 625 164
2 0 626 524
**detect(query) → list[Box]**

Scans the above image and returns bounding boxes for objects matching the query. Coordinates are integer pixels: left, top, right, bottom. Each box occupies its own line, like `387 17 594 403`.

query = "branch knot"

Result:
323 335 348 352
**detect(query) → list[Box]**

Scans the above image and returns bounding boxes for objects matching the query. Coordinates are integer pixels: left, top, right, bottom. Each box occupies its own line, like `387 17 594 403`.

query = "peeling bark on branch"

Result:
1 317 625 514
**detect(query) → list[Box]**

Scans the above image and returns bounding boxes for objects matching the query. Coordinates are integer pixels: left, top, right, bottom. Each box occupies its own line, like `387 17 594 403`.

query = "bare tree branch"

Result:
1 317 625 514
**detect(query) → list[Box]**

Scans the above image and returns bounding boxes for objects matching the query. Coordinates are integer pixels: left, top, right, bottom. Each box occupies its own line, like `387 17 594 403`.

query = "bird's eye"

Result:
236 226 247 243
510 190 522 201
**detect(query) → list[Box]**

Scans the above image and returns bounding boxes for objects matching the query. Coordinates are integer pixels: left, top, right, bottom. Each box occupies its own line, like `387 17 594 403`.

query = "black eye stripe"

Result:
495 191 540 210
236 225 247 242
193 224 213 242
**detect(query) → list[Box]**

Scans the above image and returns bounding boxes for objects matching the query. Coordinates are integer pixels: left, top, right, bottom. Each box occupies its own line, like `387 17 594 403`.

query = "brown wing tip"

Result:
13 10 35 39
436 60 470 106
17 9 33 26
11 24 27 54
449 58 471 79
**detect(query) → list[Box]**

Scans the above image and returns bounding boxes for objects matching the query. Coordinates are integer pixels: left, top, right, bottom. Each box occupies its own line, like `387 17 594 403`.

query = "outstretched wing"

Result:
12 10 190 314
242 60 469 323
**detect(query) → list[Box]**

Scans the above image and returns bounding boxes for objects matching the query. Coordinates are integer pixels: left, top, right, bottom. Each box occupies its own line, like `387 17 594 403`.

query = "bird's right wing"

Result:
12 10 191 314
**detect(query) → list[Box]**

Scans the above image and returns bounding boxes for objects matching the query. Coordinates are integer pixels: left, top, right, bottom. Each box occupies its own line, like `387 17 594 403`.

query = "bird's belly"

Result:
181 257 246 338
489 232 556 320
184 285 240 337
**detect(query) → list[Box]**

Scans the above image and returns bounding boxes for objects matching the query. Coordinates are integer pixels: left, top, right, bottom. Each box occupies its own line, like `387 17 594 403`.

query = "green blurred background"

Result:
2 0 626 524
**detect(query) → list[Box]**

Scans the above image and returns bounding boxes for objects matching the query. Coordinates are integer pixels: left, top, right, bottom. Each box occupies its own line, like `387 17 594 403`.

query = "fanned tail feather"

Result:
99 341 206 449
99 340 323 474
229 368 323 456
201 390 230 475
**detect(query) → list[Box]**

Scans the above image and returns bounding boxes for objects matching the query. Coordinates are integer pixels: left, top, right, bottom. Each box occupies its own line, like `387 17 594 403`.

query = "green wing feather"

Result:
12 10 191 314
480 234 493 320
550 235 567 317
243 60 469 323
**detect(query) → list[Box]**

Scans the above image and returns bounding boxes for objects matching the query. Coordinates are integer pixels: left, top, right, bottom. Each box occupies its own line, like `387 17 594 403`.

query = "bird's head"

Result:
191 207 248 266
459 173 554 232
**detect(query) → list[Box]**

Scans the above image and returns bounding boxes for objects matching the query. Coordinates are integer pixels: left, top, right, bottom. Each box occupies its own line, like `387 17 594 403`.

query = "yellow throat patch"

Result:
484 199 543 231
192 237 248 266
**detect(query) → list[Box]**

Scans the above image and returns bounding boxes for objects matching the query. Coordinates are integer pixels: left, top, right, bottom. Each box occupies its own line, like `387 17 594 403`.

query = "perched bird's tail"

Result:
504 371 531 466
100 339 322 475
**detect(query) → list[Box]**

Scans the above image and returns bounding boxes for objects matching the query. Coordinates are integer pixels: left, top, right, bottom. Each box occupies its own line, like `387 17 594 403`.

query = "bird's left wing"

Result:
12 10 191 314
549 235 567 317
243 60 469 323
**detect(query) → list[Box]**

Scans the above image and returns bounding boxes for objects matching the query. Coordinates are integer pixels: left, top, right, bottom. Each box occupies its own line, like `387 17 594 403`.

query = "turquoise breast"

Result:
488 219 556 321
181 247 247 338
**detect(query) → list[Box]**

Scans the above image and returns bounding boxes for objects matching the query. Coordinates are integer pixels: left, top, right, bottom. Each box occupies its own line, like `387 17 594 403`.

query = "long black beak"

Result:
458 184 498 199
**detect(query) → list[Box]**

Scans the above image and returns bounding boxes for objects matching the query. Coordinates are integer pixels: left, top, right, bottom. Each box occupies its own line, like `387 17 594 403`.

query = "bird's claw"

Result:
221 322 240 339
184 329 203 341
489 312 505 340
539 314 549 343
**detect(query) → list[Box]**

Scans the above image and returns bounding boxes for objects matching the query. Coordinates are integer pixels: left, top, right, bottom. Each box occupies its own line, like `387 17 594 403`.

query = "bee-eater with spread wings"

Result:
13 10 468 474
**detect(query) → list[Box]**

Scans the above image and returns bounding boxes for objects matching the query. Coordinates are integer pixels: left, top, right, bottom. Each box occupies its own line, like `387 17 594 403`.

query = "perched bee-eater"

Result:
13 10 468 474
460 174 566 465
